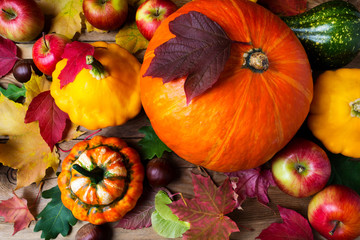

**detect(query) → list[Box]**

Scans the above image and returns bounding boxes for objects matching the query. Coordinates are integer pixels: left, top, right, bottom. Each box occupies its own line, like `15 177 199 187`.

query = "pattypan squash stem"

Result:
72 163 104 184
350 99 360 118
86 55 109 80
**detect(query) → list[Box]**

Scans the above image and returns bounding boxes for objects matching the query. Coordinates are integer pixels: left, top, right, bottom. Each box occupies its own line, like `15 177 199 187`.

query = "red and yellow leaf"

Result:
0 192 35 235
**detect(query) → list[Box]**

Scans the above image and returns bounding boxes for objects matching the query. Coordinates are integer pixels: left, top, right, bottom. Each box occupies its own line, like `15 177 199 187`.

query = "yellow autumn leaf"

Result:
115 21 149 54
0 94 59 190
85 19 108 33
0 73 83 189
38 0 83 39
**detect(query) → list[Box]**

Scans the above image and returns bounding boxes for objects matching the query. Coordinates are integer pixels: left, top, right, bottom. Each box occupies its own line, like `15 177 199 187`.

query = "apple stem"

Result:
42 32 49 51
329 220 340 236
86 55 109 80
1 8 16 19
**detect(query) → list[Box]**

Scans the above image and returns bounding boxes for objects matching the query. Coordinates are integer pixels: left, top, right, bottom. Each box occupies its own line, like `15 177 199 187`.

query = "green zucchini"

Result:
282 0 360 69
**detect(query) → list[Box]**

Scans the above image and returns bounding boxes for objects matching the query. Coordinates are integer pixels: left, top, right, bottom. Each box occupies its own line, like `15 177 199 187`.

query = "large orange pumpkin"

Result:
140 0 313 172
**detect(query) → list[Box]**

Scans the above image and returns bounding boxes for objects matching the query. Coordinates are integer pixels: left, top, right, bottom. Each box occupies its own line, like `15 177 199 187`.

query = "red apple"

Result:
0 0 44 42
308 185 360 240
135 0 177 41
83 0 128 31
32 33 71 76
271 138 331 198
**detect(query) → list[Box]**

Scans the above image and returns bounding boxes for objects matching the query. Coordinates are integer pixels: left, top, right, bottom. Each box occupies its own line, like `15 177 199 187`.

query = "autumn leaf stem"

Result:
232 40 252 46
29 181 45 209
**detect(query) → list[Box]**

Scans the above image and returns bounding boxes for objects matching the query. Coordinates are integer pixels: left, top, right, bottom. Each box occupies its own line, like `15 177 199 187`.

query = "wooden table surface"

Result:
1 0 360 239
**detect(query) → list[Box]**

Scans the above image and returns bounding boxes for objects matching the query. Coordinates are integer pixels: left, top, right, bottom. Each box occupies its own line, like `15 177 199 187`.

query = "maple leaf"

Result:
169 172 239 240
256 205 314 240
25 90 69 151
115 21 149 54
0 192 35 235
58 41 94 88
46 0 83 39
143 11 237 104
0 84 26 102
258 0 307 16
225 166 276 209
0 74 81 189
138 125 172 159
34 185 78 240
0 36 19 78
115 184 158 229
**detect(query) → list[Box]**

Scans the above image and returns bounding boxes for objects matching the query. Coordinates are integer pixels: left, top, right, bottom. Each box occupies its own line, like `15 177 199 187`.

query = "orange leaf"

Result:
0 192 35 235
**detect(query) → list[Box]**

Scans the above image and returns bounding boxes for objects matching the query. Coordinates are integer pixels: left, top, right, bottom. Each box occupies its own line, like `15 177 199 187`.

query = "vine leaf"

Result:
138 125 172 159
34 186 78 240
0 36 19 78
24 90 69 151
143 11 240 104
0 192 35 235
169 172 239 240
58 41 94 88
256 205 314 240
225 166 276 209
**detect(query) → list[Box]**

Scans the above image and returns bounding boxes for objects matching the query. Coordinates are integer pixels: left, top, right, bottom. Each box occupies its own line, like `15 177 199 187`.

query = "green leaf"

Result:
138 125 172 159
34 185 77 240
0 84 26 101
151 190 190 238
328 153 360 195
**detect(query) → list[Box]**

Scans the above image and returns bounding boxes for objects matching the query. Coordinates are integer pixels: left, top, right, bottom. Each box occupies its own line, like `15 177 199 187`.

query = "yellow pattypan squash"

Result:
50 42 141 130
308 68 360 158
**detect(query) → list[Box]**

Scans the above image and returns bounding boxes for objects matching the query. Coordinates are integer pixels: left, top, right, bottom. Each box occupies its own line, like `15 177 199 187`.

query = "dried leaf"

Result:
58 41 94 88
143 11 235 104
24 90 69 151
0 74 81 189
0 192 35 235
0 84 26 102
256 205 314 240
138 125 172 159
47 0 83 39
0 36 19 78
34 186 78 240
114 185 157 229
115 21 149 54
258 0 307 16
225 166 276 209
169 172 239 240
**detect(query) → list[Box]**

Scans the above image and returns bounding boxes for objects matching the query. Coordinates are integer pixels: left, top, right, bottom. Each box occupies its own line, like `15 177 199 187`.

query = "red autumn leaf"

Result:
0 192 35 235
226 166 276 209
0 36 19 78
143 11 238 104
256 205 314 240
258 0 307 16
58 41 94 88
169 172 239 240
114 185 158 229
24 90 69 151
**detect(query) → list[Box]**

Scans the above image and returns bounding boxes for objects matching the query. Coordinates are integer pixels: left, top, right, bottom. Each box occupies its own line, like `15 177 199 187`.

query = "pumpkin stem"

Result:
350 98 360 118
72 163 104 184
243 48 269 73
86 55 109 80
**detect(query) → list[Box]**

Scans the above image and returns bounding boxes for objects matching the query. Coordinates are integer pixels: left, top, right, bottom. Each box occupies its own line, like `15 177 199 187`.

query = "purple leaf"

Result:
114 185 158 229
256 205 314 240
143 11 235 104
0 36 19 78
226 166 276 209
